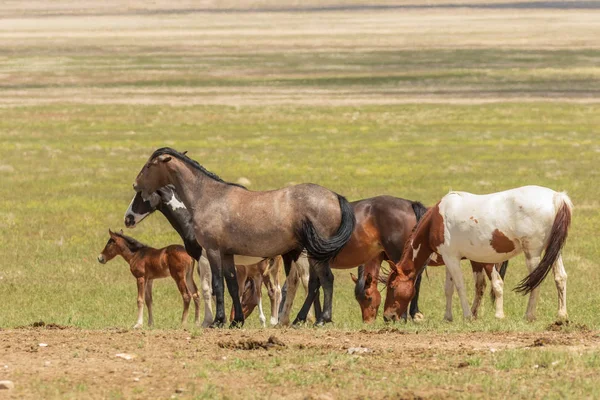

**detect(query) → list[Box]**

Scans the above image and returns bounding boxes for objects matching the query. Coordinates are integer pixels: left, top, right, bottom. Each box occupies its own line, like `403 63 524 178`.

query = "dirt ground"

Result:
1 324 598 399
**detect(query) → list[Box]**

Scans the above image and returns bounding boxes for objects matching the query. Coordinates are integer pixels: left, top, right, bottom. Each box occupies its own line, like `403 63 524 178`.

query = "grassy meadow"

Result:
1 1 600 398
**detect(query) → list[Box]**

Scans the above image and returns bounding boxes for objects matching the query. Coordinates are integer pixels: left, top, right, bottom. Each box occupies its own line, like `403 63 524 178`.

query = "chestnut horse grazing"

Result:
383 185 572 323
133 148 355 328
97 230 199 328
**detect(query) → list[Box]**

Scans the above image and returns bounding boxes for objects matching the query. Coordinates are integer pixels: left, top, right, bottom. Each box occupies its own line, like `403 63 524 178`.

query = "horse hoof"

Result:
229 320 244 329
209 320 225 329
133 323 142 329
412 312 425 323
292 318 306 327
314 319 332 327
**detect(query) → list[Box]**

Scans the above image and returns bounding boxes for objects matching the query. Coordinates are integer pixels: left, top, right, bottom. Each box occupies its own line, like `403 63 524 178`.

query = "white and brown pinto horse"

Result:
383 185 572 322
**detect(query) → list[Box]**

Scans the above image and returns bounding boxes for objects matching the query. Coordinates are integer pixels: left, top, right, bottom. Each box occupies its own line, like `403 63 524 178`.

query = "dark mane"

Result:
150 147 246 189
114 231 148 252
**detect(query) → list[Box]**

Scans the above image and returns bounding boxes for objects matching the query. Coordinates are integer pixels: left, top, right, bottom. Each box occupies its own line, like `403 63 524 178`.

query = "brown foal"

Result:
230 257 282 327
97 230 200 328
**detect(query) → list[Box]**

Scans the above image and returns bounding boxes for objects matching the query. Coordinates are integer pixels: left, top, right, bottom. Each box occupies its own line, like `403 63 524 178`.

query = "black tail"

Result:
514 200 572 294
298 194 356 265
411 201 428 223
490 260 509 302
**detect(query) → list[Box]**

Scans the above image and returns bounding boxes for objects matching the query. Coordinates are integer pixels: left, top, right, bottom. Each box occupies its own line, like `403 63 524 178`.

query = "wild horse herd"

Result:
98 147 572 329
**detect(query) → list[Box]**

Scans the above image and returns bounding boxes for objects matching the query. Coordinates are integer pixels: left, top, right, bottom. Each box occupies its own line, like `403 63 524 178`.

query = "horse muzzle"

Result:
124 214 135 228
97 255 106 264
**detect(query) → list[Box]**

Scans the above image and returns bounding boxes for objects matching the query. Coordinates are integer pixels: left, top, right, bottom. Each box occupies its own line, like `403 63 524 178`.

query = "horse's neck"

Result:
158 206 196 246
117 246 136 264
169 166 229 212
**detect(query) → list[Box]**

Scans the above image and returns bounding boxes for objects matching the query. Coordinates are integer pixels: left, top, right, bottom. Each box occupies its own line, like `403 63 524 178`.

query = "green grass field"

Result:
1 2 600 398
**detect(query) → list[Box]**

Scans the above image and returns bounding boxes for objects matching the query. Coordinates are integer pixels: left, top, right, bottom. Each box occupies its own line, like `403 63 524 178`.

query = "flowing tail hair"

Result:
298 194 356 265
514 192 573 294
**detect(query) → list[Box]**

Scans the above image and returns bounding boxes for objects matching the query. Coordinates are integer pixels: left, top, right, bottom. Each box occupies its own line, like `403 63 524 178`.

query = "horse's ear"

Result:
350 273 358 283
158 155 172 163
182 150 188 155
385 259 398 273
119 229 124 235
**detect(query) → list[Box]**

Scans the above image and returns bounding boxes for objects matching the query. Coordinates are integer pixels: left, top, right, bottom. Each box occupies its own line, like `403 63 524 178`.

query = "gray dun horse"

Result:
133 148 355 328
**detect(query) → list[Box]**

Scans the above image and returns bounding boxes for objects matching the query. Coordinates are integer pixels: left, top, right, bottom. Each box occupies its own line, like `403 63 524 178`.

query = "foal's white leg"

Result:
444 268 454 322
269 278 282 327
524 253 542 322
256 278 267 327
444 256 473 320
490 267 505 319
198 256 213 328
145 279 154 327
279 261 300 326
553 255 568 320
471 269 486 319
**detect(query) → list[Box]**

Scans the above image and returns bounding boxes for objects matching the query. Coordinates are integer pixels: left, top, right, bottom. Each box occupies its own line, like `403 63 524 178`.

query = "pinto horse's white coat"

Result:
435 185 572 321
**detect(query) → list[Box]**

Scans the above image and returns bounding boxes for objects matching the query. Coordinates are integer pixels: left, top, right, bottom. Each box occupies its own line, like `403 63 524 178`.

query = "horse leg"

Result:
444 268 454 322
279 253 294 316
221 254 244 328
206 250 226 328
173 272 192 326
185 261 201 326
553 255 568 321
230 265 247 322
256 276 266 327
292 261 321 325
298 258 318 322
279 261 299 326
409 269 424 321
469 262 487 319
198 256 214 328
444 256 472 320
145 279 154 327
524 251 542 322
490 265 505 319
134 277 145 329
266 259 282 326
314 260 334 326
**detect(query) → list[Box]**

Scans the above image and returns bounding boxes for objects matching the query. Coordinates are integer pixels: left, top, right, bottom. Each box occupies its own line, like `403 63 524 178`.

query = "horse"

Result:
277 196 428 325
233 256 282 327
97 230 200 328
124 185 282 327
132 147 355 328
383 185 572 323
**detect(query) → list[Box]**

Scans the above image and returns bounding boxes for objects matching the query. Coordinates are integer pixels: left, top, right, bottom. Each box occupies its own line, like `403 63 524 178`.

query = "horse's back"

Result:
163 245 194 269
439 186 563 261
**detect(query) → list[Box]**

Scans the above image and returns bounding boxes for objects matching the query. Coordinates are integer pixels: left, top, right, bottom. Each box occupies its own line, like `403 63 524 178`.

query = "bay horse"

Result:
383 185 572 322
124 185 282 327
97 230 199 328
133 147 355 328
